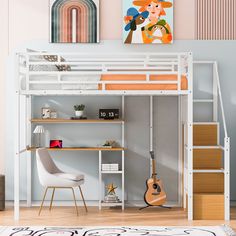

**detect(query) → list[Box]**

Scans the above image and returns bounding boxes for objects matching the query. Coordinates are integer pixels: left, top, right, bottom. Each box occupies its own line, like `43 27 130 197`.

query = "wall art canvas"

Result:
123 0 173 44
50 0 99 43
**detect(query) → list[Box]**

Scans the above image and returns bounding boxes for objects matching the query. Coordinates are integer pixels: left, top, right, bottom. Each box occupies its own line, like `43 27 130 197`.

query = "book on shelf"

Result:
102 164 119 171
99 145 112 149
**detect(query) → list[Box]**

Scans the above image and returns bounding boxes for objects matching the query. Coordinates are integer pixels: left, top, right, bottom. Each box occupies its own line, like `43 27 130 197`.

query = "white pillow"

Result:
26 48 58 71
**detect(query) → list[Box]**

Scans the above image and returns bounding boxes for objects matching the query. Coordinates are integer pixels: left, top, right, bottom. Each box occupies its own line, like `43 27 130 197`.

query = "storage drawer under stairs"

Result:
193 148 222 169
193 193 224 220
192 123 225 220
193 173 224 193
193 123 218 146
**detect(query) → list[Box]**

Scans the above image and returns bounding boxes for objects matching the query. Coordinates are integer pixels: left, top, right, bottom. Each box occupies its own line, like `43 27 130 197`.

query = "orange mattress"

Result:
99 75 188 90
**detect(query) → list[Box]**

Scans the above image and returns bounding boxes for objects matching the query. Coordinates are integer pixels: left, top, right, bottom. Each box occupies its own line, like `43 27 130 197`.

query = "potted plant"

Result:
74 104 85 118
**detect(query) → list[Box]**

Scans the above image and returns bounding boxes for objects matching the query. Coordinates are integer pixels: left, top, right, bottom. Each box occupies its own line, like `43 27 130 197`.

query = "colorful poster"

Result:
50 0 99 43
123 0 173 44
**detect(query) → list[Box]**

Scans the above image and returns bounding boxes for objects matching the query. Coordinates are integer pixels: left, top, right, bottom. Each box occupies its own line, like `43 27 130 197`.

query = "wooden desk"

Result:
26 146 125 210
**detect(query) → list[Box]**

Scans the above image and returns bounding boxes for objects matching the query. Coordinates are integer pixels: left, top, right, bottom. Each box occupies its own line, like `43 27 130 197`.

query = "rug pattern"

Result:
0 226 235 236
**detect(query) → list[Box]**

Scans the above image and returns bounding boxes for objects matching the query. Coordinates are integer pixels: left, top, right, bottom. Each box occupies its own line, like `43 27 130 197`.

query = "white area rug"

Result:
0 226 235 236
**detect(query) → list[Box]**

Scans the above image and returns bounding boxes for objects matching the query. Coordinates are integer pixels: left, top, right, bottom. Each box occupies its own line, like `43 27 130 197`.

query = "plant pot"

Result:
75 110 84 117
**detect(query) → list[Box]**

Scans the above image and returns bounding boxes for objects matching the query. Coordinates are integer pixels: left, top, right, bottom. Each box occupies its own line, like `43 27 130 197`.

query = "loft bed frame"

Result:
14 52 229 222
16 52 191 95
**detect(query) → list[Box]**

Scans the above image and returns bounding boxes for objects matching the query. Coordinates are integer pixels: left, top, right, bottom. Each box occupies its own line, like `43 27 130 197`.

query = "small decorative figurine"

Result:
102 140 118 148
104 183 120 203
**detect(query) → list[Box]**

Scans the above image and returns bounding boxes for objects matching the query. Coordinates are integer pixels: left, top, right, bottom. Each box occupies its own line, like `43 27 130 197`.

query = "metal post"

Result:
26 54 30 91
122 96 125 148
178 96 183 207
14 91 20 220
150 96 153 176
213 63 218 122
224 137 230 220
14 54 20 220
26 96 32 207
121 96 125 210
122 150 125 210
187 52 193 220
183 123 187 209
98 150 102 210
177 55 181 91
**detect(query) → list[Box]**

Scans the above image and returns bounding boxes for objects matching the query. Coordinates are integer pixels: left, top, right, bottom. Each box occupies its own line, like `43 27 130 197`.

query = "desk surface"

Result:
27 147 125 151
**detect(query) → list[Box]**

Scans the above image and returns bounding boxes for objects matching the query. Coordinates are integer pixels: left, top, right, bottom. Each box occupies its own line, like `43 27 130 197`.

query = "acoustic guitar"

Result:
144 151 167 206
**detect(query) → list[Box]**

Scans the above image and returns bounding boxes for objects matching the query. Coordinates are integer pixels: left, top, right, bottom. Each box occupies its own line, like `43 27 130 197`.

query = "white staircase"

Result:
192 61 230 220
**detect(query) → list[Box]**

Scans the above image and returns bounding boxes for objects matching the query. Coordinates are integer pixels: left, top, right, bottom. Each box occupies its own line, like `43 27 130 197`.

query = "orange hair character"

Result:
133 0 172 13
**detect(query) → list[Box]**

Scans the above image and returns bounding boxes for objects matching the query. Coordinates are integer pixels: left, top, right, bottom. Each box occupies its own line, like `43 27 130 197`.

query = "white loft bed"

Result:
14 52 230 222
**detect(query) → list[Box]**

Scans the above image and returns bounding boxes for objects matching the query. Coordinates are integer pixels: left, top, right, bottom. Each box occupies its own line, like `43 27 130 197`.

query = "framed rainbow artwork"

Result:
50 0 99 43
123 0 173 44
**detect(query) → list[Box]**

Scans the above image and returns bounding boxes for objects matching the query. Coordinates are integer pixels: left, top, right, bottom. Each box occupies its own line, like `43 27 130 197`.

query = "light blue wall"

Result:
6 40 236 203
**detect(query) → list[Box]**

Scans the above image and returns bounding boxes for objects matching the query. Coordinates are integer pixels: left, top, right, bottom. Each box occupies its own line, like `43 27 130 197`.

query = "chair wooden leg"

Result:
49 188 55 211
79 186 88 212
71 187 79 216
38 187 49 216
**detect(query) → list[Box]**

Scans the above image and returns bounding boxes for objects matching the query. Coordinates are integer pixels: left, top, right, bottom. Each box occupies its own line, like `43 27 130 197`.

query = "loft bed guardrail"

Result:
16 52 193 95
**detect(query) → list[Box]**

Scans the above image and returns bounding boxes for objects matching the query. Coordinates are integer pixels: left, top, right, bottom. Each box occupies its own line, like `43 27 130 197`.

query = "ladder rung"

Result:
193 169 224 173
193 61 215 64
193 99 214 103
193 122 219 125
193 146 223 149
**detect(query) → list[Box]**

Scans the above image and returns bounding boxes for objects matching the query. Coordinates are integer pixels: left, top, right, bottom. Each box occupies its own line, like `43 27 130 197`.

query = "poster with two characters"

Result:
123 0 173 44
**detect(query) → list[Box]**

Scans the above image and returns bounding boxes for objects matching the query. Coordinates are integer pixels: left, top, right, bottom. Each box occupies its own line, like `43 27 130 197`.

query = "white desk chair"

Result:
36 148 88 216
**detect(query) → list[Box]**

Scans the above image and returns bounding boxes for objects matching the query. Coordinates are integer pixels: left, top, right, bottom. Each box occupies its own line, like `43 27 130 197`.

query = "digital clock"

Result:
99 109 119 120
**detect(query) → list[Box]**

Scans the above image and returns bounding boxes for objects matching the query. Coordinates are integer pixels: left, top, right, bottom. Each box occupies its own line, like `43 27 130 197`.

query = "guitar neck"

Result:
152 159 157 182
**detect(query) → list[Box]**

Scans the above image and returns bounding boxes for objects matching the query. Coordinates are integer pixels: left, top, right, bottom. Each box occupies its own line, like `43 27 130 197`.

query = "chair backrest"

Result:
36 148 61 186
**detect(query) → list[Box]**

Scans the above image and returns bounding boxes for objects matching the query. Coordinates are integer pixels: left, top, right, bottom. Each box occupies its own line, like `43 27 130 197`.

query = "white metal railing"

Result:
213 61 230 221
16 52 192 95
213 62 228 138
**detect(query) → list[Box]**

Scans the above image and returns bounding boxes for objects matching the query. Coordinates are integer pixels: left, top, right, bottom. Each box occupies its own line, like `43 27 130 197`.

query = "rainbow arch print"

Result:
50 0 99 43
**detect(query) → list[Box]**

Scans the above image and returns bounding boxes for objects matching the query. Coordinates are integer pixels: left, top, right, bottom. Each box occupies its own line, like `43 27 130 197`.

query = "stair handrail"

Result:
214 61 230 221
213 61 228 138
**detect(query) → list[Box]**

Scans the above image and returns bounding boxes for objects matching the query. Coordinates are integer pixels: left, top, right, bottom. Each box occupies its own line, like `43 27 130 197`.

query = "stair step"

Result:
193 123 218 146
193 193 224 220
193 173 224 193
193 148 223 169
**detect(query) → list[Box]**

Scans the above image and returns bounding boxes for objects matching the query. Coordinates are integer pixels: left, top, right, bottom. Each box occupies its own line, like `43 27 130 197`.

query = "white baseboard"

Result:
6 200 180 208
7 200 236 208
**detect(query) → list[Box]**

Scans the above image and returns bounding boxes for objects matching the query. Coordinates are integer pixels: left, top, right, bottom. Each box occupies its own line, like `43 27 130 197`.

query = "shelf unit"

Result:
30 97 126 210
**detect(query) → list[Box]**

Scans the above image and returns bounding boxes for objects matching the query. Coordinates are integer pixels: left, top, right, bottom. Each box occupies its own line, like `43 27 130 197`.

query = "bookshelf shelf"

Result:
31 118 124 124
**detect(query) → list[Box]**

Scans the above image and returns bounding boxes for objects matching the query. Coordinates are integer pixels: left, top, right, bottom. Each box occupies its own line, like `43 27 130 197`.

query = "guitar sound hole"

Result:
153 184 161 192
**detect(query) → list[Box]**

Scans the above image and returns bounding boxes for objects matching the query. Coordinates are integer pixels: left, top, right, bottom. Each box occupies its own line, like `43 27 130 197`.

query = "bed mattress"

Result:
99 74 188 90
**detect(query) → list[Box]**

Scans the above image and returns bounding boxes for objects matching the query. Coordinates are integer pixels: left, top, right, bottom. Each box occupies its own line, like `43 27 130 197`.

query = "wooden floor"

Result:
0 207 236 229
